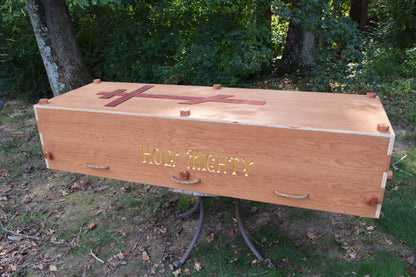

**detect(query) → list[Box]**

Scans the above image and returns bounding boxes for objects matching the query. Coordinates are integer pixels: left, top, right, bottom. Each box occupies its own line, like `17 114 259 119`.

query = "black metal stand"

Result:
235 198 269 265
172 196 269 267
173 196 205 268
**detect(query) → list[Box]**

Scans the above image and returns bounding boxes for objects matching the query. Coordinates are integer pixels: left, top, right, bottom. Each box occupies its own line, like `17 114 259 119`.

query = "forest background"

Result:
2 0 415 137
0 1 414 99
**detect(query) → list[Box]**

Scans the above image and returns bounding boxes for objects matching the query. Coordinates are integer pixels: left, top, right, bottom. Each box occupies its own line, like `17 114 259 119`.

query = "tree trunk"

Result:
278 0 318 74
349 0 369 32
26 0 91 97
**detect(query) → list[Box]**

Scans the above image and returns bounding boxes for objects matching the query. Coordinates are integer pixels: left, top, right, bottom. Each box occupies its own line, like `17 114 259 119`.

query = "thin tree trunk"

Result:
26 0 91 97
278 0 318 74
350 0 369 32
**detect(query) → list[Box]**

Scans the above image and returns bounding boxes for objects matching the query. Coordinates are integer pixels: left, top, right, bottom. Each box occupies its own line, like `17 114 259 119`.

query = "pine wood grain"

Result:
35 100 393 218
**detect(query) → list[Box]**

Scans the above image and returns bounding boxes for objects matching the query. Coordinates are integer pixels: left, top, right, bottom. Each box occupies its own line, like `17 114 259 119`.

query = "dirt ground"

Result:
0 101 415 276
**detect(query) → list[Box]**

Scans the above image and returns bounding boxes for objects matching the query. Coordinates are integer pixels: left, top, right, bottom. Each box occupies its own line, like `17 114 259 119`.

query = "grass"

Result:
189 225 408 276
379 149 416 252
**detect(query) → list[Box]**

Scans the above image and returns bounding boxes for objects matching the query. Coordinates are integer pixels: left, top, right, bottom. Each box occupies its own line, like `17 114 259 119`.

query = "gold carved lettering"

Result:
241 158 255 177
141 145 152 164
216 156 227 174
186 150 197 169
185 149 254 177
141 145 179 168
164 150 179 167
153 148 162 165
228 157 239 175
143 146 254 177
206 155 216 173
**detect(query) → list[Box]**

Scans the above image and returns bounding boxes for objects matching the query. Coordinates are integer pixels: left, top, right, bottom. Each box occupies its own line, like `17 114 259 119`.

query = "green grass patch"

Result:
380 148 416 251
189 223 407 276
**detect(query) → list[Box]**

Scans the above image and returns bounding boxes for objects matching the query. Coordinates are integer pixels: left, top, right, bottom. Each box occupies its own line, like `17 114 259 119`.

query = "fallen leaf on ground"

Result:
154 227 167 234
384 238 393 245
194 262 202 271
278 256 289 268
87 222 96 230
407 255 415 264
346 249 357 259
60 189 69 197
142 251 150 261
305 231 316 241
116 252 125 260
49 265 57 272
71 183 81 191
172 268 181 277
174 227 183 236
206 233 215 243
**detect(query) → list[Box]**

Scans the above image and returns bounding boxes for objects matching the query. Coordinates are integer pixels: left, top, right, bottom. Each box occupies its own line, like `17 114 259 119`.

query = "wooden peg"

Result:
180 108 190 117
366 92 376 98
43 151 53 160
213 84 221 90
179 169 190 180
38 98 49 105
387 170 393 181
365 195 379 206
93 79 101 84
377 123 390 132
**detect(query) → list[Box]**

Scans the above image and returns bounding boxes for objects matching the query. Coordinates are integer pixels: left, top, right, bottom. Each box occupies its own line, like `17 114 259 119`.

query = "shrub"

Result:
71 0 273 87
0 0 51 101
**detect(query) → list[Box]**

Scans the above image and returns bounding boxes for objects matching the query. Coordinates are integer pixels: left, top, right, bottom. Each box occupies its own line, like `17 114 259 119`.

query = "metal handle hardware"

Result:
85 163 109 170
273 189 309 199
171 175 201 185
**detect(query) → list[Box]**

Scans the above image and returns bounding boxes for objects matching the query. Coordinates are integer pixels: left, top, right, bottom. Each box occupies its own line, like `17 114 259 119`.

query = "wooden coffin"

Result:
34 81 394 218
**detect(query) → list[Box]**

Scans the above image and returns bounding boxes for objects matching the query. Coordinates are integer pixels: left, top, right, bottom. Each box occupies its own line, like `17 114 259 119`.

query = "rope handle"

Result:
171 175 201 185
273 189 309 200
85 163 109 170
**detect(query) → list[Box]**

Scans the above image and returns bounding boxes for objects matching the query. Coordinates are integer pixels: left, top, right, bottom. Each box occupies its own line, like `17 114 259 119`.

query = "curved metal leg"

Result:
176 197 202 218
235 199 268 264
173 197 205 267
239 201 258 215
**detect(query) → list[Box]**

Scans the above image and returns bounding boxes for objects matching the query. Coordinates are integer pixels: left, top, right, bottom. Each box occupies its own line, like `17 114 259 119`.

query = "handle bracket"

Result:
85 163 109 170
171 175 201 185
273 189 309 200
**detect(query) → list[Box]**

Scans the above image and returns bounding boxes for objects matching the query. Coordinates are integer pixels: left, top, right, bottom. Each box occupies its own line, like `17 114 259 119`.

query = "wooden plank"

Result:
35 107 391 218
40 82 394 136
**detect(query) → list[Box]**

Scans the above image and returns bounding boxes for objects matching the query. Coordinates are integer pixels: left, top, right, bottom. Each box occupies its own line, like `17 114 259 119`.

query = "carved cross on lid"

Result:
97 85 266 107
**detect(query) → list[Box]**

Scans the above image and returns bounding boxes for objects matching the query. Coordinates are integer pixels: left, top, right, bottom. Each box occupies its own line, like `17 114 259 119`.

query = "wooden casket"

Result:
34 81 394 218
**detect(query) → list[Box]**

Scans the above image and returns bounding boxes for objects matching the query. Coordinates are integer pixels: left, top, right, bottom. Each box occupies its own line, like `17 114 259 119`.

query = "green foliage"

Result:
1 0 415 104
0 0 50 101
293 0 362 92
354 15 416 135
71 0 273 87
271 1 291 58
368 0 416 49
0 0 274 100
